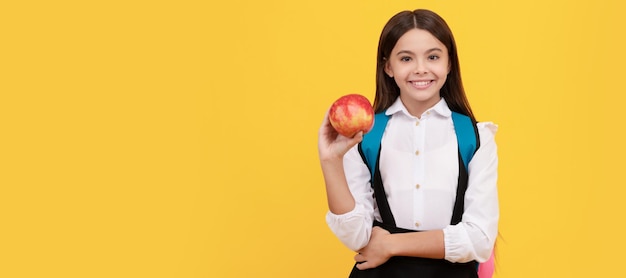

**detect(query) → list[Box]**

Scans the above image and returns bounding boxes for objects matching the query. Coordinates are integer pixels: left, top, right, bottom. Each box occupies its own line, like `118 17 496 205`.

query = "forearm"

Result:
322 148 375 251
387 230 445 259
355 227 445 270
320 157 356 215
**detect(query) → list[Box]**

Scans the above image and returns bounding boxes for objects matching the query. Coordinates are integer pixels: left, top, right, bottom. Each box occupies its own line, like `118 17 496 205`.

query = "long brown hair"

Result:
373 9 476 122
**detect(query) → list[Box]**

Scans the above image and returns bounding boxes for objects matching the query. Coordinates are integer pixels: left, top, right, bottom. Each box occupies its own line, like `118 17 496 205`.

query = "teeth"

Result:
412 81 430 86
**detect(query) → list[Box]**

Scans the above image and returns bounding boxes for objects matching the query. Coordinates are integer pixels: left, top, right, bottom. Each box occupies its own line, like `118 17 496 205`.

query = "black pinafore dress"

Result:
349 149 478 278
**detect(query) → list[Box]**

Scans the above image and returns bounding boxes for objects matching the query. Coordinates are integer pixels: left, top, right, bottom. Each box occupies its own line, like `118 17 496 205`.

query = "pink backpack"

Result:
477 251 495 278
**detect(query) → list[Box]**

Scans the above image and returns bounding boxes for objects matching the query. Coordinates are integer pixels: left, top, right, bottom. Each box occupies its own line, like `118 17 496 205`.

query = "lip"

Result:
409 80 434 89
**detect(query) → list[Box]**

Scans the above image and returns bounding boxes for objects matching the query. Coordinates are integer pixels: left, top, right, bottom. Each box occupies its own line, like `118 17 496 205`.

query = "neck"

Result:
399 96 441 118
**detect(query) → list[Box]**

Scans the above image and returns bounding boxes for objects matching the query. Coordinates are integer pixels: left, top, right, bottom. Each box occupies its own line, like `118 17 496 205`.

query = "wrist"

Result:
385 233 399 257
319 154 344 165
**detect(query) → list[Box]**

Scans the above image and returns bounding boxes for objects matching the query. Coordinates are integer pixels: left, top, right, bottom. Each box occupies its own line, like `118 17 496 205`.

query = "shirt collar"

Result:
385 97 451 118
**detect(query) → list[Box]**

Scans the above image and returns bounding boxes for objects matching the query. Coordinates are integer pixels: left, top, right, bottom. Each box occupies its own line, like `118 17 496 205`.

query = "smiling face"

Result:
384 28 450 117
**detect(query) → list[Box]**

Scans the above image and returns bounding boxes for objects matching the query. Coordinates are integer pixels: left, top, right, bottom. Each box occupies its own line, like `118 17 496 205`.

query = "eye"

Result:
428 55 440 60
400 56 412 62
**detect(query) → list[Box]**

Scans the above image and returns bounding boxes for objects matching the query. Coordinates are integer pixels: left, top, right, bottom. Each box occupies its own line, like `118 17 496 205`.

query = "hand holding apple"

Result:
328 94 374 138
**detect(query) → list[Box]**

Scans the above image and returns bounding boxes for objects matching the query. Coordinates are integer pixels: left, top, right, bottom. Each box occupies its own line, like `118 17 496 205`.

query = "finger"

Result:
320 109 331 129
371 226 384 234
353 253 363 262
372 225 390 235
355 260 372 270
319 113 338 141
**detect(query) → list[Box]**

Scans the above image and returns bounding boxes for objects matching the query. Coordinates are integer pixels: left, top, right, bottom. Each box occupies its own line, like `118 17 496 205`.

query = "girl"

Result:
318 9 498 278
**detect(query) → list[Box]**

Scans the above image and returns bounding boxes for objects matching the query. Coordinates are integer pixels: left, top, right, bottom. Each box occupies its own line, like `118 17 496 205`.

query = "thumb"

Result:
342 131 363 151
349 131 364 145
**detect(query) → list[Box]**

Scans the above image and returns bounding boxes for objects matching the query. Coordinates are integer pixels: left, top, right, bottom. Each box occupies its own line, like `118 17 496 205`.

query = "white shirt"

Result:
326 97 499 263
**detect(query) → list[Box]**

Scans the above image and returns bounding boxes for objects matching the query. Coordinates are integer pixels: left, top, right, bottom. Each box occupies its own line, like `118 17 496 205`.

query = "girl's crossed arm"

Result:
354 227 445 270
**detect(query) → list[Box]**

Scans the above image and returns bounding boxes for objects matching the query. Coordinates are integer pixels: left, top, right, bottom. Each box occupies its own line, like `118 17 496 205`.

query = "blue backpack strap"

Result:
358 111 396 225
358 112 390 180
451 111 479 170
450 111 480 226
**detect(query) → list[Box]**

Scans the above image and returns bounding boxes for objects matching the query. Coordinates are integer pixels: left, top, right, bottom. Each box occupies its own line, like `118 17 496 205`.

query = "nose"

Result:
414 59 427 74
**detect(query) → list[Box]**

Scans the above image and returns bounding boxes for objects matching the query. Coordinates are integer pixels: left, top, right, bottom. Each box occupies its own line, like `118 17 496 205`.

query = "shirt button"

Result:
415 222 420 228
415 120 420 126
415 184 420 189
415 150 420 156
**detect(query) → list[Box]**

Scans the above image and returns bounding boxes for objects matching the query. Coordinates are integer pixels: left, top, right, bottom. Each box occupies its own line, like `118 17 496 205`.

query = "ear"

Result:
383 58 393 78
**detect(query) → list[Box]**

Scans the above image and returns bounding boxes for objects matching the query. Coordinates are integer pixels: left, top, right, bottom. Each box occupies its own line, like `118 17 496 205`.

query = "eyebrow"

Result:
396 48 444 55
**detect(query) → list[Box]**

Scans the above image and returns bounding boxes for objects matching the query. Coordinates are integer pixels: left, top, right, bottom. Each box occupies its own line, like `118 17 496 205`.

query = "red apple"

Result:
328 94 374 137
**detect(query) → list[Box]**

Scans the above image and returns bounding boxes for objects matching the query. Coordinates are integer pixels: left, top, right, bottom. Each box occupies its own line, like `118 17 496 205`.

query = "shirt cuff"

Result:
325 206 360 223
443 224 477 263
325 206 371 251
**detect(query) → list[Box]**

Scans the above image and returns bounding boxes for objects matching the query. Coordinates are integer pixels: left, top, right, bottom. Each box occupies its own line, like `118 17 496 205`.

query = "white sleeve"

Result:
443 122 499 263
325 144 376 251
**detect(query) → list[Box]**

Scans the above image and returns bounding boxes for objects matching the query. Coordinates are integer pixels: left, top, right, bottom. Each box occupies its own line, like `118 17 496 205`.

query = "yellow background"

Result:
1 0 625 277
